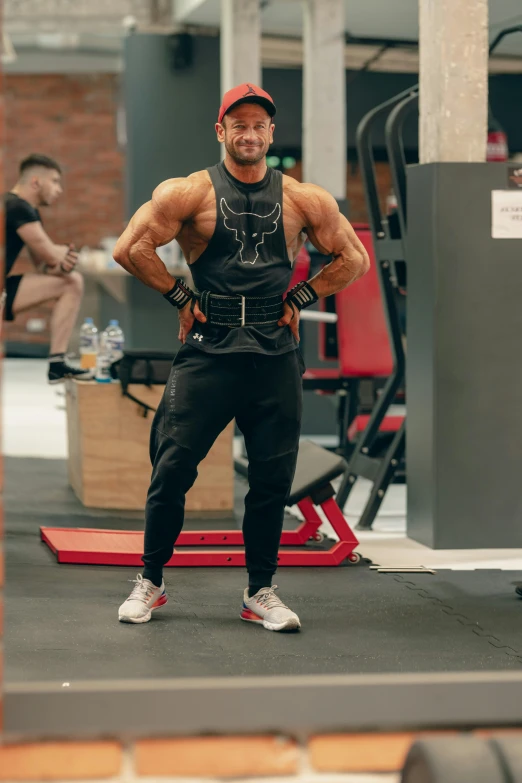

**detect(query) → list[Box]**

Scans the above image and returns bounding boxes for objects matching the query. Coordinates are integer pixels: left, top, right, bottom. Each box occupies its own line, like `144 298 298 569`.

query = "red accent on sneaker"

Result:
152 593 168 609
240 607 263 623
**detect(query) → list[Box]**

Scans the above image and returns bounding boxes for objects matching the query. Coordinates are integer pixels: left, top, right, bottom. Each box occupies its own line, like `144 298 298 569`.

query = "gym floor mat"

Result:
5 458 522 682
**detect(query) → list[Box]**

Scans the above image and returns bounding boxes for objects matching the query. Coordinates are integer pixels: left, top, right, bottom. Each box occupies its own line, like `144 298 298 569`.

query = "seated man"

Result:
2 153 90 383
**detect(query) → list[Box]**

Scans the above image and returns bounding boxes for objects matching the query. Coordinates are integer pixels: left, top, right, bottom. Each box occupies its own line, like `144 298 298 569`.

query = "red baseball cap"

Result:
218 83 276 124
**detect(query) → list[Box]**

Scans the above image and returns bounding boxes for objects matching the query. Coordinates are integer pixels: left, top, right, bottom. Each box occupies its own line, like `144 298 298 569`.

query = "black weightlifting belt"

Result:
197 291 284 329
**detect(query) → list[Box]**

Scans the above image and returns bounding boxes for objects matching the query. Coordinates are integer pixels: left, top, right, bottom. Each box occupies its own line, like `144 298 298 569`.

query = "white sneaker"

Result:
118 574 168 624
240 586 301 632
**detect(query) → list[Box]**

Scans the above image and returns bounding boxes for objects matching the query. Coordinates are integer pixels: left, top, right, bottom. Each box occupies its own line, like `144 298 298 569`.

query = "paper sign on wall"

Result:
492 190 522 239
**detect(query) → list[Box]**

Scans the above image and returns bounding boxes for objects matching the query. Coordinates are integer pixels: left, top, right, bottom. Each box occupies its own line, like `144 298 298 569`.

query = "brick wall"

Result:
0 734 409 779
348 161 394 224
4 73 125 347
1 730 522 781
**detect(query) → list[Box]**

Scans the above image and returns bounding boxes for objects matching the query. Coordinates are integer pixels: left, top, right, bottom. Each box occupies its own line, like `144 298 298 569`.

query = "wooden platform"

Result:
65 380 234 512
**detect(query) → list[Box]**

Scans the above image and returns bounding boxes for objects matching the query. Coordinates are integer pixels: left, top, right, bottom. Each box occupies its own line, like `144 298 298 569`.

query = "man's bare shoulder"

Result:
152 170 213 222
282 176 337 221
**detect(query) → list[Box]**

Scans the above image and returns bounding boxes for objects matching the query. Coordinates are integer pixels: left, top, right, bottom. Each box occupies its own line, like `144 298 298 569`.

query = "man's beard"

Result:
225 139 267 166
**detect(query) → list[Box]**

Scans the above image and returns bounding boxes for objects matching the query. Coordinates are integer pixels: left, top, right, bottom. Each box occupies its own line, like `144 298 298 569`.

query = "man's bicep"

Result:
303 188 363 257
116 201 181 260
301 188 345 255
117 177 197 257
17 221 55 259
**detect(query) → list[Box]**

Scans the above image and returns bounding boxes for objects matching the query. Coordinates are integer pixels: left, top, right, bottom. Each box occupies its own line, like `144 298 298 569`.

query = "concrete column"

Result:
419 0 489 163
302 0 346 202
220 0 261 95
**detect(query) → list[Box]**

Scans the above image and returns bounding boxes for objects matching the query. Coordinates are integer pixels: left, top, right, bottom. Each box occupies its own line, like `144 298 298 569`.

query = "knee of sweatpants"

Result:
247 450 298 500
148 435 199 498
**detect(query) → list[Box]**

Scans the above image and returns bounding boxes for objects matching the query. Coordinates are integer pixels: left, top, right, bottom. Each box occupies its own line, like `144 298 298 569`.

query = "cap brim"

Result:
224 96 276 120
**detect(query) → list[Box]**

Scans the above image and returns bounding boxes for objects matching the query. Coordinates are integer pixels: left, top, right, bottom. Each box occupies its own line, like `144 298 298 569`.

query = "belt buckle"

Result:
240 295 246 327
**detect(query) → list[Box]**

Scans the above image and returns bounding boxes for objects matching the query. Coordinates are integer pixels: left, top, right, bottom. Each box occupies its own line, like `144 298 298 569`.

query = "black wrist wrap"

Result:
285 280 318 312
163 279 195 310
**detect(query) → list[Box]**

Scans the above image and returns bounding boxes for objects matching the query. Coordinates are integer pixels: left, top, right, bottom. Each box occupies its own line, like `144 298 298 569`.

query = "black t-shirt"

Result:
4 192 41 277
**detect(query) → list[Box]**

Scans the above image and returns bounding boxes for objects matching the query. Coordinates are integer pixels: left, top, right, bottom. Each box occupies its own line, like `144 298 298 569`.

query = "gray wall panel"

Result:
405 164 436 547
124 33 220 216
407 163 522 548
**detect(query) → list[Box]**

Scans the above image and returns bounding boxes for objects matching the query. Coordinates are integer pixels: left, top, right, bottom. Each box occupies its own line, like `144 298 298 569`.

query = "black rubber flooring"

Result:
5 457 522 682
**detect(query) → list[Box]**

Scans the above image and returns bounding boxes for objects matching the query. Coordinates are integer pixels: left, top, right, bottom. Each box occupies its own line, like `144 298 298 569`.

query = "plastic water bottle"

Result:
96 320 125 383
95 337 111 383
103 319 125 364
79 317 98 370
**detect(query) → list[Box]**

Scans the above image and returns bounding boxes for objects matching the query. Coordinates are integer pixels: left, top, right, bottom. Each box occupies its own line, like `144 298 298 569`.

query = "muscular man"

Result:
3 154 90 383
116 84 369 631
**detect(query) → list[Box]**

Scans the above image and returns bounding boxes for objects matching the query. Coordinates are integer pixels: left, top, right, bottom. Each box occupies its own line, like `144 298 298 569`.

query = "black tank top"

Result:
187 162 297 355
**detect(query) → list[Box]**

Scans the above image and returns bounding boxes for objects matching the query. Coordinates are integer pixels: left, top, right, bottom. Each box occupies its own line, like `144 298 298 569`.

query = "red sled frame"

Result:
40 495 360 568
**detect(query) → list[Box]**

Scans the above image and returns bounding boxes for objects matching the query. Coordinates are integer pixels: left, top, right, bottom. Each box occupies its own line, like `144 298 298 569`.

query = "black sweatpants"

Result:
142 344 304 586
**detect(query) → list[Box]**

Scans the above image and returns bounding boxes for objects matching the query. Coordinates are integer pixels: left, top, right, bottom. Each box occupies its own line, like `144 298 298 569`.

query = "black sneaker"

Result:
516 585 522 598
48 361 93 385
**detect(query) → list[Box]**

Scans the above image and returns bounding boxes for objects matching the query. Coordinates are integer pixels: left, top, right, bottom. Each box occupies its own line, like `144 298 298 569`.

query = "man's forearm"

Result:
116 245 175 294
309 249 368 299
28 249 47 271
29 243 66 269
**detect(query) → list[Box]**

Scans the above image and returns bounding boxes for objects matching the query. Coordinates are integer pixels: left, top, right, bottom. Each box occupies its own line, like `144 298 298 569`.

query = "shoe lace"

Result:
128 574 156 603
255 586 288 611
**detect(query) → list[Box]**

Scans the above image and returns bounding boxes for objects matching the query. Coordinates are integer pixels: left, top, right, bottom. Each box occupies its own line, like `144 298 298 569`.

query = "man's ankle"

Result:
143 569 163 588
248 582 272 598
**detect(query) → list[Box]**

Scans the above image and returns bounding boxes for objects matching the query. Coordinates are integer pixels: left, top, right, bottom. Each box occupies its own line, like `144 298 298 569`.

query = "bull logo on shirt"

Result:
220 198 281 265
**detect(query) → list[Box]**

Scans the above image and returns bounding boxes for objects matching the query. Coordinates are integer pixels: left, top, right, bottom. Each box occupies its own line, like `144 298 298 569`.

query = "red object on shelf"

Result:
40 496 358 568
487 130 508 162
